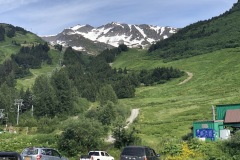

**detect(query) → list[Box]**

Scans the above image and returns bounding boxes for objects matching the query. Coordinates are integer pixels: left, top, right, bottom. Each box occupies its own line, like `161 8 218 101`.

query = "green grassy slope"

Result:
148 1 240 61
0 31 44 63
113 47 240 145
16 49 62 90
0 23 62 90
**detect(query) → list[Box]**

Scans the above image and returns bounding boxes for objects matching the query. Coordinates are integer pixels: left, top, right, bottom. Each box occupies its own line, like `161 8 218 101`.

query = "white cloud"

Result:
0 0 39 13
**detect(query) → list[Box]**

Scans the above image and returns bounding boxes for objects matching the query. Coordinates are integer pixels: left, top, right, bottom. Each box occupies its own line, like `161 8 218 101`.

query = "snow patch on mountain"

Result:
66 22 179 48
42 22 179 53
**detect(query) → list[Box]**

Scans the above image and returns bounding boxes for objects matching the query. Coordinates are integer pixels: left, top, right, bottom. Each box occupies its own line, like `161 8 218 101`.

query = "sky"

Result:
0 0 238 36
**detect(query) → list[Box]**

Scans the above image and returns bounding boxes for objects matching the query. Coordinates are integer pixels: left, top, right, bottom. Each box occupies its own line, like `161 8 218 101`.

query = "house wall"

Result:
216 104 240 120
193 120 224 141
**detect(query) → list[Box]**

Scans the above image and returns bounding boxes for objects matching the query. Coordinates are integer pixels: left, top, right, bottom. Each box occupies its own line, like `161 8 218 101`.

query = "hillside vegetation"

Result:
112 47 240 159
148 1 240 61
1 1 240 159
0 23 44 63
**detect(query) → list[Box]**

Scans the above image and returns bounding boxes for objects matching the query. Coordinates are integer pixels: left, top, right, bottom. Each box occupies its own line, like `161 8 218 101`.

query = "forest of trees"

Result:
0 42 184 155
0 43 184 120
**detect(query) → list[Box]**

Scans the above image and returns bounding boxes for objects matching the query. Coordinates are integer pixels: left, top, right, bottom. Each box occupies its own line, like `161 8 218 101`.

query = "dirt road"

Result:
106 108 139 143
124 108 139 129
178 71 193 85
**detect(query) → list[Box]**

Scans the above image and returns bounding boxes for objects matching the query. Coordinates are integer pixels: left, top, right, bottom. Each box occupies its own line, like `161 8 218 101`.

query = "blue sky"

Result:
0 0 237 35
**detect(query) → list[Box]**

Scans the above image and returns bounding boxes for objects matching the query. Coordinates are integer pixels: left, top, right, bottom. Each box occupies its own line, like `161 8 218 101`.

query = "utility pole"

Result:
14 99 23 125
212 105 215 121
29 95 34 117
32 104 34 117
0 109 4 119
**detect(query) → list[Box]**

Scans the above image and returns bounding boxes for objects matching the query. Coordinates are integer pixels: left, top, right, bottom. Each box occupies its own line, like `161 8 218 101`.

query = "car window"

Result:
41 149 46 155
51 149 60 157
22 148 38 155
145 148 150 156
121 148 144 156
89 152 99 156
42 149 51 156
150 149 157 156
105 152 109 156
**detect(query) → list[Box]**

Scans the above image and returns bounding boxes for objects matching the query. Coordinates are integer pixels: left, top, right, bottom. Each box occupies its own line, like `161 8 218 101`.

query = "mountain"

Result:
42 22 179 55
148 0 240 61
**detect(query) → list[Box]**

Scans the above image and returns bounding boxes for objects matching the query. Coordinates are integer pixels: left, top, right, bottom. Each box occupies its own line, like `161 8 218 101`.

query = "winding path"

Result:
178 71 193 85
106 108 139 143
124 109 139 129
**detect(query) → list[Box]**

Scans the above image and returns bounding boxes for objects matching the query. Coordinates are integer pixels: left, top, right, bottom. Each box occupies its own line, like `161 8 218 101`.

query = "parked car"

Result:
20 147 68 160
80 151 114 160
0 151 23 160
120 146 160 160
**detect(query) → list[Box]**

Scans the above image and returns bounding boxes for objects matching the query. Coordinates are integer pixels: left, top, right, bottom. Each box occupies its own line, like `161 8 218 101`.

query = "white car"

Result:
80 151 114 160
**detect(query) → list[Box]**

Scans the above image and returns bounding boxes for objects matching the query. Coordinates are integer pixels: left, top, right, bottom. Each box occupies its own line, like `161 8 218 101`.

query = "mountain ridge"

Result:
42 22 179 55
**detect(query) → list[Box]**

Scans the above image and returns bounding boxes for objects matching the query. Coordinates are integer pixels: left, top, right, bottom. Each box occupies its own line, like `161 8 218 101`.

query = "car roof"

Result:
124 146 149 148
0 152 21 155
24 147 55 149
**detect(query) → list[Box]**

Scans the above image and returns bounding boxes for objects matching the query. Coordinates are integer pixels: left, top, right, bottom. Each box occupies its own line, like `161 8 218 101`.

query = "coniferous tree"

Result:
98 102 117 125
32 75 57 118
6 27 16 38
114 77 135 98
51 69 73 115
118 44 129 52
0 26 5 41
0 82 17 124
97 84 118 105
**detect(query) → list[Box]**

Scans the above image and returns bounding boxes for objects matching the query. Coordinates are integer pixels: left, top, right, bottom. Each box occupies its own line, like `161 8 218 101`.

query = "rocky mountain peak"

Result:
42 22 179 55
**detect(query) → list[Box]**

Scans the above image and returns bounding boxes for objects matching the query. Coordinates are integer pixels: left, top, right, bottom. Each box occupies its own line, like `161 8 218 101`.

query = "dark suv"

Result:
0 151 22 160
120 146 160 160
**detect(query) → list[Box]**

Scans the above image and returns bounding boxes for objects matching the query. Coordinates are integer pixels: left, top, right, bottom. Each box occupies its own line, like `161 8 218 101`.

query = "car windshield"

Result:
121 148 144 156
22 148 38 155
89 152 99 156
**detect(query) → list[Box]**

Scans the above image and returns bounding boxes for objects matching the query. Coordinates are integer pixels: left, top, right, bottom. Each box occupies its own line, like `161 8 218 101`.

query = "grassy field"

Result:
16 49 62 90
112 48 240 146
1 46 240 159
0 32 44 63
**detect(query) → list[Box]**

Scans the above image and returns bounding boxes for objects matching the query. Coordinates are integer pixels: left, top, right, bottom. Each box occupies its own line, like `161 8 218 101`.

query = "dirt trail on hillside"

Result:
106 108 139 143
124 109 139 129
178 71 193 85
